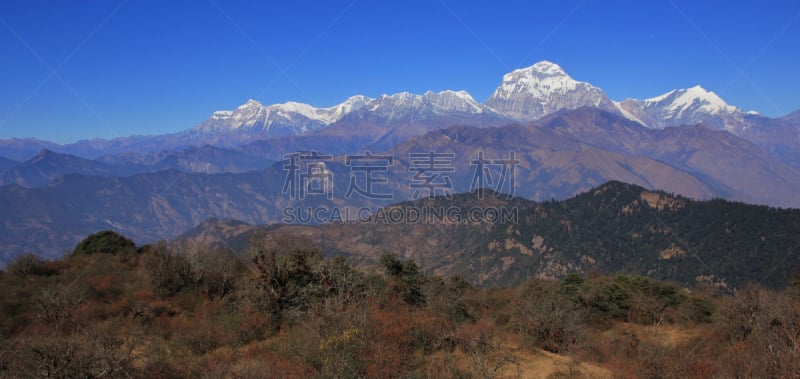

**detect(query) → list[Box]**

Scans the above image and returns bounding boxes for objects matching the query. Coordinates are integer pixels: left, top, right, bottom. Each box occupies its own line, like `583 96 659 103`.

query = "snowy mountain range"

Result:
189 60 777 141
198 89 500 136
194 95 372 136
183 60 800 169
0 60 794 162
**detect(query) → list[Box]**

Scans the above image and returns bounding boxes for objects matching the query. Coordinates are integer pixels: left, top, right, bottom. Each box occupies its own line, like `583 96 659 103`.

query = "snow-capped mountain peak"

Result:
618 85 745 130
486 60 617 120
424 90 484 114
356 90 490 120
515 60 569 77
238 99 263 110
643 85 738 116
194 95 372 137
332 95 372 119
493 60 585 99
272 101 332 123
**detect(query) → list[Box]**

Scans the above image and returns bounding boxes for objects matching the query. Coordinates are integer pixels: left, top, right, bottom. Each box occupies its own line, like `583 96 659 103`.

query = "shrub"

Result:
34 283 87 332
581 275 686 324
559 272 584 297
319 327 366 377
380 253 427 306
684 297 715 323
252 248 326 321
192 247 245 299
8 253 54 278
141 243 195 298
512 280 586 354
586 280 630 321
72 230 136 256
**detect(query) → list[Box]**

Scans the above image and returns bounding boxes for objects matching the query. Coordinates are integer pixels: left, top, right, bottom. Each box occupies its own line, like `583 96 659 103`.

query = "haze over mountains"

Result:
1 61 799 266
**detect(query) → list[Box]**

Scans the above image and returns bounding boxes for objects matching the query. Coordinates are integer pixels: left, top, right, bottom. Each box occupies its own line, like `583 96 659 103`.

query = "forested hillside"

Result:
178 181 800 290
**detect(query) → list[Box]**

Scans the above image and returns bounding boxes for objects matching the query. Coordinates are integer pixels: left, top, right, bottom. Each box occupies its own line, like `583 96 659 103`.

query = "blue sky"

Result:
1 0 799 143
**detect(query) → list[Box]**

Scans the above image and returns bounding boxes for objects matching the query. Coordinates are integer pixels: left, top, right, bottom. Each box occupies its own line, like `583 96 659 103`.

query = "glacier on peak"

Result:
512 60 568 77
355 90 493 120
331 95 372 120
642 85 737 115
425 90 484 114
199 95 375 133
486 60 616 120
200 89 493 135
618 85 746 130
238 99 263 109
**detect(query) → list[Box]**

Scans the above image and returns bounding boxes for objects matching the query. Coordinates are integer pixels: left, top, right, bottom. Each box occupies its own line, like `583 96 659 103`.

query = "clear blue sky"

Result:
1 0 799 143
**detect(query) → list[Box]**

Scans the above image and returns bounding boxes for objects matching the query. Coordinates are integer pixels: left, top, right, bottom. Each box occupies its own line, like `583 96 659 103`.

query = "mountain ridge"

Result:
5 108 800 265
2 60 796 163
175 180 800 289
